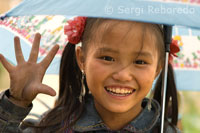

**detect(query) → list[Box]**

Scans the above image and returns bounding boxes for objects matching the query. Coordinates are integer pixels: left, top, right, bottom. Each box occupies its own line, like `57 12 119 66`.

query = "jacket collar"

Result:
72 96 160 132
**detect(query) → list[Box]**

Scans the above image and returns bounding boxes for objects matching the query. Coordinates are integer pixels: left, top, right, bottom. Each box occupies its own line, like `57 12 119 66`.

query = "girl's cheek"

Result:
90 61 107 72
137 67 157 88
86 61 109 81
89 59 115 73
86 61 110 92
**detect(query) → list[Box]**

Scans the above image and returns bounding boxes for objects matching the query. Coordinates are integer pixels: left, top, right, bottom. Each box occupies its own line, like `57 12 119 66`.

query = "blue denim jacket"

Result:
72 96 160 132
0 90 180 133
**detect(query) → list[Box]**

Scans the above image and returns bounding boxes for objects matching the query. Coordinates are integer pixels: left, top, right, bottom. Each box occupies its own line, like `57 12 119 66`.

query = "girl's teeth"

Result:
106 87 133 94
116 88 120 93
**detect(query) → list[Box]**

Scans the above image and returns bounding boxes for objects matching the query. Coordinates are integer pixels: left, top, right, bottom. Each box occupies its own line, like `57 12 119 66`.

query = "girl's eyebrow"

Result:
96 47 153 59
133 51 153 58
96 47 119 54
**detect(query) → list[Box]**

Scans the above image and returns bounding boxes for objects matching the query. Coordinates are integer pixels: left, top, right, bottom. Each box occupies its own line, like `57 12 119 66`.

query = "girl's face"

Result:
76 20 161 115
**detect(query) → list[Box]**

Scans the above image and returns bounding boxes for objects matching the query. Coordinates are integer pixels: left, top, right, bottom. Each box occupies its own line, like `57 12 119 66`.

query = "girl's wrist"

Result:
6 90 32 108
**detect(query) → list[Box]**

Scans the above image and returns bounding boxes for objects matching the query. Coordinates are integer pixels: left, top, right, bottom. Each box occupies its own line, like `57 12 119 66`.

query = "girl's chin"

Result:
104 103 138 114
99 98 143 114
94 100 134 114
108 108 132 114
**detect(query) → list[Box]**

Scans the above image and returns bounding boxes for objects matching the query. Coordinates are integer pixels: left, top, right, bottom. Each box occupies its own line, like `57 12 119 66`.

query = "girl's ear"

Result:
75 46 85 71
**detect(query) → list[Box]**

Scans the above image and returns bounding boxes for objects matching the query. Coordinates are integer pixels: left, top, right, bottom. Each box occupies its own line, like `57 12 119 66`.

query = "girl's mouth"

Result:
105 87 136 97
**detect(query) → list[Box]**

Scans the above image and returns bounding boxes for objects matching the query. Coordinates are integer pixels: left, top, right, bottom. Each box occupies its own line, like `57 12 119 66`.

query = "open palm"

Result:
0 33 59 106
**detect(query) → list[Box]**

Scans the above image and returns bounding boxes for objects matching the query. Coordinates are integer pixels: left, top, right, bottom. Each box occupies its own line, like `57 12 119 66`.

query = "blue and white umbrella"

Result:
3 0 200 29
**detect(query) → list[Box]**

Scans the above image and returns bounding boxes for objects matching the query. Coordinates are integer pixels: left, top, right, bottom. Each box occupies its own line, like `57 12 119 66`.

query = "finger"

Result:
0 54 13 72
28 33 41 62
14 37 25 64
39 44 59 70
37 84 56 96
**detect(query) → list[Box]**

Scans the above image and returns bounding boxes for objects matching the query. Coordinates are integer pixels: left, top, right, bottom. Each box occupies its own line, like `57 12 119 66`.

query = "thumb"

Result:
37 84 56 96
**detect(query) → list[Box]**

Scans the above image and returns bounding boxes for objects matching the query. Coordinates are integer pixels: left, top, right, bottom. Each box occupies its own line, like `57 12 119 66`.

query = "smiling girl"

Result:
0 17 180 132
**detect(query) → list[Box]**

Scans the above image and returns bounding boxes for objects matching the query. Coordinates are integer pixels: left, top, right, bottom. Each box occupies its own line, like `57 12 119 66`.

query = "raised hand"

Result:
0 33 59 107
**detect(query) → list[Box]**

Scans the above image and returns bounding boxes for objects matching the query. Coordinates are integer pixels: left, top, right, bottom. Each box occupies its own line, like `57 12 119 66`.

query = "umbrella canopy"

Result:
2 0 200 29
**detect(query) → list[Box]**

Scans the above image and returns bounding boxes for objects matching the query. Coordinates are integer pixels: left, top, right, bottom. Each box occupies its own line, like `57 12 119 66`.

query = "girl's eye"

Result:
135 60 147 65
100 56 115 62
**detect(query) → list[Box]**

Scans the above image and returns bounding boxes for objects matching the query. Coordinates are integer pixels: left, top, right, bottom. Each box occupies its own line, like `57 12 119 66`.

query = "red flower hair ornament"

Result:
64 17 87 44
169 39 180 63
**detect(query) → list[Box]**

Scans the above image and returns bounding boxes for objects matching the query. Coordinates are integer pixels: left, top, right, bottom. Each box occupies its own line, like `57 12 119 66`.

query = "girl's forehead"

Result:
91 20 157 51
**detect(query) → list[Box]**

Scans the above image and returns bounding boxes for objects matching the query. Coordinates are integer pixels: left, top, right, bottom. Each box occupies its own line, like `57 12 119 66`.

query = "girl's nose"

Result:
112 65 133 82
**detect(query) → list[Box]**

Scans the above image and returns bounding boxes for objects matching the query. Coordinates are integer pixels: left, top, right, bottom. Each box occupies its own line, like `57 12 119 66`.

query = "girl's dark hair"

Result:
32 18 178 132
152 63 178 132
33 43 83 132
152 25 178 132
34 19 99 132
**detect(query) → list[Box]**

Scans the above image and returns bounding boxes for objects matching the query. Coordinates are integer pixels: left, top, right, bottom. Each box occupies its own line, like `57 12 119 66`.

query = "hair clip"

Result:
64 17 87 44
